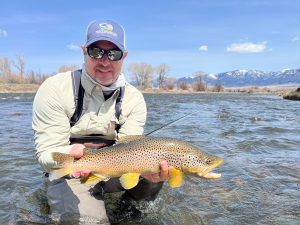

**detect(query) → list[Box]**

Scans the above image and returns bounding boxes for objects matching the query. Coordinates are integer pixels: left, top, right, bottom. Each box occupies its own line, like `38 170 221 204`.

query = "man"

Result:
32 19 169 224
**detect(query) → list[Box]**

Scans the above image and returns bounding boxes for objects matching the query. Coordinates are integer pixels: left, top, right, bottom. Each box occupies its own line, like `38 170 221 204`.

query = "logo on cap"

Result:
96 23 116 37
99 23 113 31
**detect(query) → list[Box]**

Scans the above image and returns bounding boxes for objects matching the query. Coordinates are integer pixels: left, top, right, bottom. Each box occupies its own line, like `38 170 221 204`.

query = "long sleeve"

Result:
32 76 74 172
32 73 148 172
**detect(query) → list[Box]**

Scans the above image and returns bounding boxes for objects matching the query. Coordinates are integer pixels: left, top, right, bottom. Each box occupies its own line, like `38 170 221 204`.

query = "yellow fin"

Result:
81 173 108 184
168 168 184 188
119 173 140 189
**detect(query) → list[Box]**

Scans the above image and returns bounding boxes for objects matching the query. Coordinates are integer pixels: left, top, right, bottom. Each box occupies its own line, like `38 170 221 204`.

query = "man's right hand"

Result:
69 144 91 178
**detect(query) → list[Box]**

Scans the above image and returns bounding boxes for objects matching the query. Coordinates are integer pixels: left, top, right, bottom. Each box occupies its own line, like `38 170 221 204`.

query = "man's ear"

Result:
122 50 128 59
81 45 87 54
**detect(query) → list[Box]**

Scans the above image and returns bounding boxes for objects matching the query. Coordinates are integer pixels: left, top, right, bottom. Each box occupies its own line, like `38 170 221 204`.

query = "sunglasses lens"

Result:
87 47 103 59
107 50 123 61
87 47 123 61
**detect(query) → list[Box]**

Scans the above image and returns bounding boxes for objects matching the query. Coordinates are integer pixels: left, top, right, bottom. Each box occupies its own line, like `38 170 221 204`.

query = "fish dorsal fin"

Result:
168 168 184 188
116 135 145 145
81 173 108 184
119 173 140 189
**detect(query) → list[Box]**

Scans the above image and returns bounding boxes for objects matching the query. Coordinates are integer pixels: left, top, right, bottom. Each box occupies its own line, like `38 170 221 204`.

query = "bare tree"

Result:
177 82 189 90
213 84 224 92
128 63 154 89
164 76 176 90
35 70 51 84
58 64 79 73
0 56 12 77
192 70 207 91
156 64 169 88
193 70 205 83
12 54 25 79
26 70 37 84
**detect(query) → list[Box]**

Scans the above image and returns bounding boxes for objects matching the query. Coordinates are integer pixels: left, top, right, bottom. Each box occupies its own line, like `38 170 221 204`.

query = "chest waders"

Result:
69 69 125 147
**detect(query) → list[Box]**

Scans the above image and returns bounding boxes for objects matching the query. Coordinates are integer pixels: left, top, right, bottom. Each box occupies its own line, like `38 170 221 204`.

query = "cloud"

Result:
226 41 267 53
292 36 299 42
199 45 208 51
67 43 81 51
0 29 8 38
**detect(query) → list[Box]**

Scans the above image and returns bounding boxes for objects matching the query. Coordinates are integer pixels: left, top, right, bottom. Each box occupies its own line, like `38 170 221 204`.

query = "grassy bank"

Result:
0 83 40 93
0 83 298 97
140 86 299 97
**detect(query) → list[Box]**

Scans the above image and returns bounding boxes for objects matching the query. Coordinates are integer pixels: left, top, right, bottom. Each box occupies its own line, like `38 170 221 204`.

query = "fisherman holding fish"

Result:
32 19 224 224
32 19 170 224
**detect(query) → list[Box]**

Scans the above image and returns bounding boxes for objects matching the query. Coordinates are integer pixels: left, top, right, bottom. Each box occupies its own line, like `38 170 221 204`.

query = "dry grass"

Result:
0 83 40 93
0 82 298 97
225 85 299 96
140 85 299 97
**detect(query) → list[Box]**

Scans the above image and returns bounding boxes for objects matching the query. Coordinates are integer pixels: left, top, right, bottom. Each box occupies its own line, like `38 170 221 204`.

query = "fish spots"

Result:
68 136 223 178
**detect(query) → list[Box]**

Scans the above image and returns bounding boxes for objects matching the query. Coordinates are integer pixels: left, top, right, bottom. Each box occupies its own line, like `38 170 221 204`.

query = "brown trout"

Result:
50 136 224 189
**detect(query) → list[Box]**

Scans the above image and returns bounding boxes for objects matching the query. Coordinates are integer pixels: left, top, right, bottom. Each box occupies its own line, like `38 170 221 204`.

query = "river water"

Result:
0 93 299 225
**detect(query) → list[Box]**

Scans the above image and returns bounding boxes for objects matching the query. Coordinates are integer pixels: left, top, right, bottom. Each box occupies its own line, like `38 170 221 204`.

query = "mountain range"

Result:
176 69 300 87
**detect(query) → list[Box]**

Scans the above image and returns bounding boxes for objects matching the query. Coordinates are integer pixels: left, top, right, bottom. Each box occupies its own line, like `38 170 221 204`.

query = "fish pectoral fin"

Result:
168 168 184 188
119 173 140 190
81 173 108 184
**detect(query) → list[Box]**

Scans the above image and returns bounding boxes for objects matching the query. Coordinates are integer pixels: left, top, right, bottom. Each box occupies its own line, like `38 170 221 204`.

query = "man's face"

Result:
82 40 128 86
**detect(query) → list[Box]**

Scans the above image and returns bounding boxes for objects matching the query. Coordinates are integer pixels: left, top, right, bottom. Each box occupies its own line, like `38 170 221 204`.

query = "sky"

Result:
0 0 300 79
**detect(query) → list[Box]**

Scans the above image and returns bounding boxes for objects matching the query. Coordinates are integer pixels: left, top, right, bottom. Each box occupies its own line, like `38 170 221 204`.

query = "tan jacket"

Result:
32 70 147 172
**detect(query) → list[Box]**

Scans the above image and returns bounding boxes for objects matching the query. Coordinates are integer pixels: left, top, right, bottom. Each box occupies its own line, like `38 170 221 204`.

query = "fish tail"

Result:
49 152 75 181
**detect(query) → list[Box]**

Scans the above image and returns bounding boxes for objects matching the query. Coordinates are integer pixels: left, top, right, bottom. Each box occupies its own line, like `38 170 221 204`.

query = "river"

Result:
0 93 299 224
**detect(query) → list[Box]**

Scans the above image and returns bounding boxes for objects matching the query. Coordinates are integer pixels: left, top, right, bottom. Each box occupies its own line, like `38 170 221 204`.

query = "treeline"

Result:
1 55 224 92
129 63 224 92
0 55 78 84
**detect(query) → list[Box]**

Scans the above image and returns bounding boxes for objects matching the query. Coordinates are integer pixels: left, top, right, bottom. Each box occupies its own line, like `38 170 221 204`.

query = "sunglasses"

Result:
87 46 123 61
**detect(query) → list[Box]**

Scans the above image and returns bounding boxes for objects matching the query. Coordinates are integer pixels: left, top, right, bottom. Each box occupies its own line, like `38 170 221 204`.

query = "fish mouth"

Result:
197 158 224 179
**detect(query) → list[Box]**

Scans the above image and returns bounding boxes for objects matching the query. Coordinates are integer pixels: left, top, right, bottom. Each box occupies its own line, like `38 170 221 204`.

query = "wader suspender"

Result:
70 70 84 127
69 69 124 133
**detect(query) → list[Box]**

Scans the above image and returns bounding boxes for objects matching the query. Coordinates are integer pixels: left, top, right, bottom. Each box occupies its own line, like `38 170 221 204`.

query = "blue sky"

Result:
0 0 299 79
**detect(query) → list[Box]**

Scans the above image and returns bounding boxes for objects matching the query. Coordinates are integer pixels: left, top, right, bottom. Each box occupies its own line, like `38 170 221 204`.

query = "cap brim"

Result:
85 36 125 51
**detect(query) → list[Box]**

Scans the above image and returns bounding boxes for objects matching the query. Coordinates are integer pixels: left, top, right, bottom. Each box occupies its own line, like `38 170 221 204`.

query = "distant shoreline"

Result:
140 85 299 97
0 84 40 93
0 83 298 97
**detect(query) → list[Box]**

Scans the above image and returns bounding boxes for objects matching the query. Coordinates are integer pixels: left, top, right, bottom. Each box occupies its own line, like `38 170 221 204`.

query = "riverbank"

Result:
141 85 298 97
0 83 298 97
283 87 300 100
0 84 40 93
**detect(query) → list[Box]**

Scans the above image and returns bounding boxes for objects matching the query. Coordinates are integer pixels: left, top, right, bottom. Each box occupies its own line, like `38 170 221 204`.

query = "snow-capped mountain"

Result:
177 69 300 87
